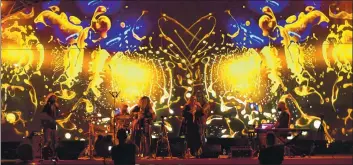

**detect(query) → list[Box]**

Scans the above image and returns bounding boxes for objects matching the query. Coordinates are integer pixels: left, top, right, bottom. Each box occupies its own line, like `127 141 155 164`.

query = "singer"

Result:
131 96 156 158
182 96 204 158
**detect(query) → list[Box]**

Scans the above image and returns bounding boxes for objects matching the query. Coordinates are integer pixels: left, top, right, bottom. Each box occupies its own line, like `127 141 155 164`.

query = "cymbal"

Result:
88 116 106 119
115 115 131 120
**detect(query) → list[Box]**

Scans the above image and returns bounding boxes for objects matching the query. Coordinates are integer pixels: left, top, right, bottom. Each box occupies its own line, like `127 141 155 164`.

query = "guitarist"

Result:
41 94 59 158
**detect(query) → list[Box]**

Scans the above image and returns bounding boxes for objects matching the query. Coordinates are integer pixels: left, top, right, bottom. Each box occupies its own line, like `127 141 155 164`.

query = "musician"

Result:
181 96 204 157
115 104 131 131
120 104 130 115
273 101 291 139
131 96 156 158
274 101 290 128
41 94 59 151
200 103 210 144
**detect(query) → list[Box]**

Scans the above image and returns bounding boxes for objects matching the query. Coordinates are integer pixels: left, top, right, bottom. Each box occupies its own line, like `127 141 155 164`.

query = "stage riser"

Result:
2 139 353 159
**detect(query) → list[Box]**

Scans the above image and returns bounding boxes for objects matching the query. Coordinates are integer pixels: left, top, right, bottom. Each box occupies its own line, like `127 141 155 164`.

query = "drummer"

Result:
119 104 130 116
115 104 131 131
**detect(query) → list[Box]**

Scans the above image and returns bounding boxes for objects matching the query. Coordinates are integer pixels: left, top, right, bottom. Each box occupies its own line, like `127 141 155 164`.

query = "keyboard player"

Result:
272 101 291 141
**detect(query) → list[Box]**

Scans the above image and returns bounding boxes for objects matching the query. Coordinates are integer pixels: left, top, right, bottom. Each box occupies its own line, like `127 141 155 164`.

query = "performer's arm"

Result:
273 112 283 128
150 108 157 121
182 105 191 118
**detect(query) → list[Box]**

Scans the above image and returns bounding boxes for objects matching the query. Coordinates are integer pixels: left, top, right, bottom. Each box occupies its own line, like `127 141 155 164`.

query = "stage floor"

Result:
2 155 353 165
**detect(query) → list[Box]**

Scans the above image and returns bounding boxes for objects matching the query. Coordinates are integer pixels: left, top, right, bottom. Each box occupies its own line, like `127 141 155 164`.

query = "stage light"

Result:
287 135 294 140
169 109 174 114
241 110 246 115
263 112 271 118
5 113 16 124
302 131 308 136
80 138 85 141
313 120 321 129
221 135 229 138
65 133 71 139
97 113 102 117
102 117 110 122
186 93 191 98
271 109 276 113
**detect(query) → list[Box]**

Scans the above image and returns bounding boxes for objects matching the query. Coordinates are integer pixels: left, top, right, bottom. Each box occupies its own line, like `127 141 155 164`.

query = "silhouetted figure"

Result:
41 94 60 160
111 129 137 165
181 96 204 157
273 101 291 139
258 132 284 165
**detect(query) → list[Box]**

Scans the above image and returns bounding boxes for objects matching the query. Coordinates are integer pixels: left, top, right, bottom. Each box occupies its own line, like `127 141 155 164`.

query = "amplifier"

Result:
230 146 252 158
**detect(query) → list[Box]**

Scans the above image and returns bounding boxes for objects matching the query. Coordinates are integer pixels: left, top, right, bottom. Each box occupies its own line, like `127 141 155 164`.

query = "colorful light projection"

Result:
1 1 352 142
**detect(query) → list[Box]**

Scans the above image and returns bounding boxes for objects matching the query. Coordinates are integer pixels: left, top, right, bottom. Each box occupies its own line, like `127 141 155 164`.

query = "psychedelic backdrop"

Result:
1 0 352 142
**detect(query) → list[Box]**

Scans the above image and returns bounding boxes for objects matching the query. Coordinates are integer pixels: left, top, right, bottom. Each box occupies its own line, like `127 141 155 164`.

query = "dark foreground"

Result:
2 155 352 165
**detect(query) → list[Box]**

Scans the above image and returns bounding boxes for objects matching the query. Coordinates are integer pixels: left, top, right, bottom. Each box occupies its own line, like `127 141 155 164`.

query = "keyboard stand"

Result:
276 131 305 157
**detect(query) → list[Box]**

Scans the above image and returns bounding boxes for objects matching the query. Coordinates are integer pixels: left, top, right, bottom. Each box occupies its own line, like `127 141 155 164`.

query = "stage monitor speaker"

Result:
17 143 33 161
1 142 21 159
170 141 185 157
231 146 252 158
201 144 221 158
56 141 86 160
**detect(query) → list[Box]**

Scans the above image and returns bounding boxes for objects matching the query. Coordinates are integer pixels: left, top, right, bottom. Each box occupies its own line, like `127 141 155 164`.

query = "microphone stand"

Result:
109 91 120 145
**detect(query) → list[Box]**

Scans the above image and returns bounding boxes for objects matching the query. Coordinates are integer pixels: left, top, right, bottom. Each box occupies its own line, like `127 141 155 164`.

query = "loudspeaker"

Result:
56 141 86 160
170 141 185 157
1 142 21 159
201 144 221 158
17 144 33 161
231 146 252 158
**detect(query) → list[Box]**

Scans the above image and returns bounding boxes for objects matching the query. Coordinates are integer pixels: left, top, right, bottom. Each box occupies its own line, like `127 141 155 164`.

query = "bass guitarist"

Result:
41 94 60 159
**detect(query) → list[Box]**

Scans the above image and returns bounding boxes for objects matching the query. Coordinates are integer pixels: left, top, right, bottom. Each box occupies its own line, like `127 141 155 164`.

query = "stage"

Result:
2 155 352 165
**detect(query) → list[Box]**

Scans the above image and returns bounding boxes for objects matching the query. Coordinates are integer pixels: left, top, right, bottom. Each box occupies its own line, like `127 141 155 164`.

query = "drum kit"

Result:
82 113 133 159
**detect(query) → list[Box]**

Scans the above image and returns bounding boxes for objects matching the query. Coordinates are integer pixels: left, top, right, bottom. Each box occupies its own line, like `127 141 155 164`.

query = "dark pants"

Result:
186 123 202 155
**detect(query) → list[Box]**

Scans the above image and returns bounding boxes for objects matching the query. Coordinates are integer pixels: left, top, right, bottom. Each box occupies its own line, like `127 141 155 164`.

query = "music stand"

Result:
309 114 331 157
109 91 120 145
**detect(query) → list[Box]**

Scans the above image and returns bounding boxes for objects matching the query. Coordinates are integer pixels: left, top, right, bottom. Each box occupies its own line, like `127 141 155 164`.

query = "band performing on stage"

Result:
36 93 310 160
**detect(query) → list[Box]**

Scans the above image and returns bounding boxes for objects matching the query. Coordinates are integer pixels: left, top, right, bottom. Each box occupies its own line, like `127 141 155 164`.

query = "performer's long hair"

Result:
42 93 58 115
44 93 58 106
139 96 152 111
